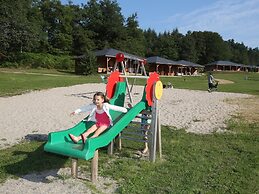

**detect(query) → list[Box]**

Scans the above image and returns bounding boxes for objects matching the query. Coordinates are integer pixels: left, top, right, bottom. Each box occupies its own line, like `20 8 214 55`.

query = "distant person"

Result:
69 92 128 144
208 72 218 92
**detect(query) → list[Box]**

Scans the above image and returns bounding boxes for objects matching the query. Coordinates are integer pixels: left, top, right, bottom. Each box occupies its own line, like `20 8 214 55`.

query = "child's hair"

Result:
93 92 109 104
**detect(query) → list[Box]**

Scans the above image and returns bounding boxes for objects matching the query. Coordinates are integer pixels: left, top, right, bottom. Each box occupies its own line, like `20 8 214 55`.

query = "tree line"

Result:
0 0 258 69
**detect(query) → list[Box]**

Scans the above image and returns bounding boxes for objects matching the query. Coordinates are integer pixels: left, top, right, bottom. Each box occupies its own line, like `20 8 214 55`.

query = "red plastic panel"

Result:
106 71 124 99
145 72 160 106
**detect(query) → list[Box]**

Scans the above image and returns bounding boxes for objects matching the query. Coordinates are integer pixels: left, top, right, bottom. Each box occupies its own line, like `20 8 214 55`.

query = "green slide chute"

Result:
44 82 147 160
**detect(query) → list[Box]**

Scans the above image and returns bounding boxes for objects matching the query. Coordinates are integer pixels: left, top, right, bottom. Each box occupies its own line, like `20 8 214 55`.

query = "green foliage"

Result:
1 52 74 69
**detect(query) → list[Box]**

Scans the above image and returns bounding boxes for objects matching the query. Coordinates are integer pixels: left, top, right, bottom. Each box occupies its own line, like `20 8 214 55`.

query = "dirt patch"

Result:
216 79 234 84
227 96 259 122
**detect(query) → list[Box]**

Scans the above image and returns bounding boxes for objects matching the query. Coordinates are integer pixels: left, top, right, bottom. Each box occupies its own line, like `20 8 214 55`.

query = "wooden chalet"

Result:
74 48 144 74
95 48 144 74
146 56 179 76
176 60 203 75
147 56 203 76
205 60 259 72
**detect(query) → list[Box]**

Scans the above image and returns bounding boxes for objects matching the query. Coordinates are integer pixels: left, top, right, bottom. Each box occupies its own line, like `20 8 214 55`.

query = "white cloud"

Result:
163 0 259 48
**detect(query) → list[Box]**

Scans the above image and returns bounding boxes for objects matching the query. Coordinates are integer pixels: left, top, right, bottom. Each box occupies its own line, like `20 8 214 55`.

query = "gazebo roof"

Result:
147 56 178 65
94 48 144 61
176 60 203 68
206 60 242 67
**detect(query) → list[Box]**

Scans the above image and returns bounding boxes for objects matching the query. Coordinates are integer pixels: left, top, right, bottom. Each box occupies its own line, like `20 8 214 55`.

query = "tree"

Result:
156 31 178 60
227 40 249 64
123 13 145 56
39 0 73 53
84 0 125 49
143 28 158 57
0 0 41 53
179 31 198 62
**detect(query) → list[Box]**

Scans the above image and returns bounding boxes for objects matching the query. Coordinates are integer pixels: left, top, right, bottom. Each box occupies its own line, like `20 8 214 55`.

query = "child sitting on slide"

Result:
69 92 128 144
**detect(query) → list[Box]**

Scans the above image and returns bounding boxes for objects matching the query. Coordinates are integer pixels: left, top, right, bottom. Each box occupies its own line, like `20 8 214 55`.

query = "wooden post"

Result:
118 133 122 150
149 83 158 162
91 150 99 183
71 158 78 178
108 139 114 155
156 110 162 159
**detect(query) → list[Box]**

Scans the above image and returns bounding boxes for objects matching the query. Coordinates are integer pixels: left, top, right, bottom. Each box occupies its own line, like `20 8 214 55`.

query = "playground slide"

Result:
44 82 147 160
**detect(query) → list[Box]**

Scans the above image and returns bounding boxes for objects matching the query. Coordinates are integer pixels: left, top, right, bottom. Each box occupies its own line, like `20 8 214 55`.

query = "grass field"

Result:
0 68 258 193
1 68 259 96
0 69 101 96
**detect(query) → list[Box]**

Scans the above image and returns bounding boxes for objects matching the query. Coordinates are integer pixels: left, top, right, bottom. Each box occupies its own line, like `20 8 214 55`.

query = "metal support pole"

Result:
130 63 140 93
141 63 147 76
121 61 133 103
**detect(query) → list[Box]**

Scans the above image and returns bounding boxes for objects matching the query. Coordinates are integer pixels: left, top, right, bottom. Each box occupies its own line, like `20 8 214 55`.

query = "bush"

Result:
0 61 19 68
1 52 74 70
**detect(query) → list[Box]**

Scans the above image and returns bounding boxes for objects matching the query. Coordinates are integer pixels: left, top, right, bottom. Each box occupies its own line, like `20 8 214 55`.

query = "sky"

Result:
61 0 259 48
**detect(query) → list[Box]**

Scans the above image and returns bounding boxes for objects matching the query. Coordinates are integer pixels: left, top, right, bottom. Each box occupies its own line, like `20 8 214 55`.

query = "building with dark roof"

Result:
74 48 144 74
147 56 180 76
205 60 259 72
147 56 203 76
205 61 243 71
176 60 203 75
94 48 144 73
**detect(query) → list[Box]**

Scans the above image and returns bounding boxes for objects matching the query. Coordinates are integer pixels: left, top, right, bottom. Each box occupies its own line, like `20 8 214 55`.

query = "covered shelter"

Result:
74 48 144 74
94 48 144 74
176 60 204 75
244 65 259 72
147 56 180 76
205 61 243 72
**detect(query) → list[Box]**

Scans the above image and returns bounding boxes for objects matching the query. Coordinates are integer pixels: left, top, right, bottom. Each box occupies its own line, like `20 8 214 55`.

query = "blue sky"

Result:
61 0 259 48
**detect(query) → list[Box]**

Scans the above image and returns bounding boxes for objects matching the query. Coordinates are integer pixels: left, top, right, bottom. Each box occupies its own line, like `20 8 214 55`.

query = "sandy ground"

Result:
0 83 251 193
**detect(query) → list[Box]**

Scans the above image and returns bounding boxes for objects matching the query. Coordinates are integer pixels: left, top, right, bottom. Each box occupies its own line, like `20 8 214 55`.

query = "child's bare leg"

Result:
81 124 98 139
91 125 108 138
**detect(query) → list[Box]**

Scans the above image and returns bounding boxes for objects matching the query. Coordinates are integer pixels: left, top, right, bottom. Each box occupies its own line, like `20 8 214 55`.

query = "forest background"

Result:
0 0 258 71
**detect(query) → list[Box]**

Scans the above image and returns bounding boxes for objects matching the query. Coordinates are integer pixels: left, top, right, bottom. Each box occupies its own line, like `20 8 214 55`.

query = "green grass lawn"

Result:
0 69 101 96
159 72 259 95
0 120 258 193
1 68 259 96
127 71 259 96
